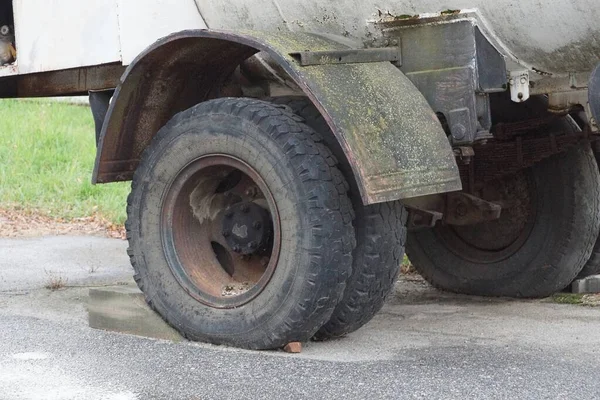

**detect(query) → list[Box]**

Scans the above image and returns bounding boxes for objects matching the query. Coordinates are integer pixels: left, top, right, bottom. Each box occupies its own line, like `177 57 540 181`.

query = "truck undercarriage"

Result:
1 3 600 349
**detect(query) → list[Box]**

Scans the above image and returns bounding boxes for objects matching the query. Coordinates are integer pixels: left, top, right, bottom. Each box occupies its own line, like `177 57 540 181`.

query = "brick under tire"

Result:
126 98 355 349
406 144 600 298
268 97 408 339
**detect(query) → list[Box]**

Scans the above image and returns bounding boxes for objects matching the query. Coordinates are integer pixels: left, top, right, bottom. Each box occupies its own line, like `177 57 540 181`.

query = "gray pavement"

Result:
1 236 600 399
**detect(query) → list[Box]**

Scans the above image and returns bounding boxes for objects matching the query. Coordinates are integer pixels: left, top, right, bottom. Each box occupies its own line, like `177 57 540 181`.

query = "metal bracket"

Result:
445 192 502 226
404 192 501 230
406 207 443 230
509 70 530 103
289 48 401 66
453 146 475 164
89 89 115 146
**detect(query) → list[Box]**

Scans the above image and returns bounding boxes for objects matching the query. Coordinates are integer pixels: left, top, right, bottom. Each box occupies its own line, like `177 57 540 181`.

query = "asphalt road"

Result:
1 236 600 399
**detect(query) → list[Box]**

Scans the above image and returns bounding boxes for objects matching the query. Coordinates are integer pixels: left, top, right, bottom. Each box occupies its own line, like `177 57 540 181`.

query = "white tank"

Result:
195 0 600 77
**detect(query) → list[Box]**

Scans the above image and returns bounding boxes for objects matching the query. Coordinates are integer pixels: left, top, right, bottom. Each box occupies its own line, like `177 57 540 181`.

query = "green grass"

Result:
550 293 584 305
0 100 129 224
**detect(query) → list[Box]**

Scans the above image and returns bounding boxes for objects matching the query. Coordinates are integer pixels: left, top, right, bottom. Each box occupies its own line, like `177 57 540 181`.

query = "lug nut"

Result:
241 204 250 213
253 221 262 230
232 245 241 253
245 187 258 198
224 209 233 218
248 241 258 249
222 230 231 238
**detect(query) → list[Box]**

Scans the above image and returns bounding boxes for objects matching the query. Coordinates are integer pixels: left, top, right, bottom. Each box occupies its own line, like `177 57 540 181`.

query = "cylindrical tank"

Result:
195 0 600 76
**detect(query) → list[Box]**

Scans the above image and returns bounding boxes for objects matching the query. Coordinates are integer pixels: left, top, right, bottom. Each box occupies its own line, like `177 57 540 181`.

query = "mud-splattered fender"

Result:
93 29 461 204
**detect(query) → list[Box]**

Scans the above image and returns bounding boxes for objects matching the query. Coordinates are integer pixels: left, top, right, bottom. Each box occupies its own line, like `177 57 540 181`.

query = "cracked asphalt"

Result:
1 236 600 399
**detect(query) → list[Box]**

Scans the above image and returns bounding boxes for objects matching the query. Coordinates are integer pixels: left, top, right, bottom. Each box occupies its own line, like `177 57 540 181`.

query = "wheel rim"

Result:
434 171 537 264
161 154 281 309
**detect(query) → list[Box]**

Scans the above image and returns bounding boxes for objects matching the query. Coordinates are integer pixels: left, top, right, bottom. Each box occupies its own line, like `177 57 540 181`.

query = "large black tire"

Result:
406 144 600 298
578 149 600 278
126 98 355 349
489 95 600 280
268 97 408 339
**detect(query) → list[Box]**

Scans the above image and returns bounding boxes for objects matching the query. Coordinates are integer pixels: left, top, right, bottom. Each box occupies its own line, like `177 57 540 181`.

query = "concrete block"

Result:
571 275 600 294
88 285 184 342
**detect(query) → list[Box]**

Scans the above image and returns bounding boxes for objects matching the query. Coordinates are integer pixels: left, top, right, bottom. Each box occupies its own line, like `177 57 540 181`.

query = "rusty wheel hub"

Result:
436 170 536 263
161 155 281 309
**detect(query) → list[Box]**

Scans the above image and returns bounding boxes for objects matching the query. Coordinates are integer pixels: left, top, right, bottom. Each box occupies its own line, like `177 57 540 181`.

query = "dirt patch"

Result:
0 208 125 239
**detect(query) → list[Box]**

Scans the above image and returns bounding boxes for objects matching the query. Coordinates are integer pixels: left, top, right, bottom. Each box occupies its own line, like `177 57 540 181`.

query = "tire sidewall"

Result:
408 144 599 296
130 112 322 342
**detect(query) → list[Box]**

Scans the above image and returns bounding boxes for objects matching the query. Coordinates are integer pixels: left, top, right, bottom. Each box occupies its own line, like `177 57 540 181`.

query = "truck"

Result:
2 1 600 349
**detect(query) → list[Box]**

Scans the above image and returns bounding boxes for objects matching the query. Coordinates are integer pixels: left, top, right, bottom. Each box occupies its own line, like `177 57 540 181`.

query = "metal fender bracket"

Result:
404 192 502 230
289 47 401 66
509 70 530 103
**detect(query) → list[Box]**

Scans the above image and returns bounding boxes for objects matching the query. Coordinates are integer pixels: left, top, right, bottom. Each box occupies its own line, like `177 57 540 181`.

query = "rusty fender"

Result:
92 29 461 204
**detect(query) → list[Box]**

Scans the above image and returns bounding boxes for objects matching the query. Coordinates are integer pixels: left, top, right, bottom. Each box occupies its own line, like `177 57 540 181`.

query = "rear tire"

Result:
268 97 408 339
577 150 600 278
126 98 355 349
406 144 600 298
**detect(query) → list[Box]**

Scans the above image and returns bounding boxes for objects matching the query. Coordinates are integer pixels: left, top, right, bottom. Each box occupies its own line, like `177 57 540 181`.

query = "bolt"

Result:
451 124 467 141
222 230 231 238
241 204 250 213
520 77 527 85
232 245 241 253
456 202 468 217
253 221 262 230
245 187 259 198
248 241 258 250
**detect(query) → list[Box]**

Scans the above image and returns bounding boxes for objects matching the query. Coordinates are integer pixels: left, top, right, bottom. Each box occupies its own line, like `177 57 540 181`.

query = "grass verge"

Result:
0 100 129 225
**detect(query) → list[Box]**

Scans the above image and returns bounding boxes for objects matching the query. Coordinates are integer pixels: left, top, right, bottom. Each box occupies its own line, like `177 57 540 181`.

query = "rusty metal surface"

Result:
434 170 537 263
94 29 461 204
404 191 501 229
162 154 280 309
406 207 442 230
444 192 501 226
458 130 596 189
0 63 125 98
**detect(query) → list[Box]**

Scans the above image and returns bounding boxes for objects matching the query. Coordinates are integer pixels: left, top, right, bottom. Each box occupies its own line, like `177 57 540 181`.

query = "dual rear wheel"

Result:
126 95 600 350
126 97 406 349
